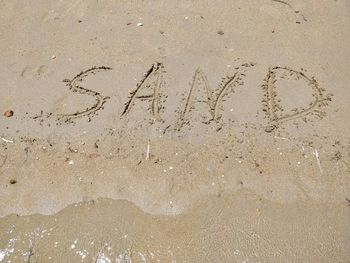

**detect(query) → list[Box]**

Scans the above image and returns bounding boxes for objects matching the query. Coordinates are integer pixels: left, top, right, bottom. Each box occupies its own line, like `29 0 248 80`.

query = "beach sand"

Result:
0 0 349 262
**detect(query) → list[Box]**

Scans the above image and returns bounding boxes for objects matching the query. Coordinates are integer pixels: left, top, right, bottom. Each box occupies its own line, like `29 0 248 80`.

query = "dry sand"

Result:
0 0 350 262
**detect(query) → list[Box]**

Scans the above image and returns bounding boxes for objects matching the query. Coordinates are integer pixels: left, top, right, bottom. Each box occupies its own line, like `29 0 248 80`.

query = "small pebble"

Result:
217 30 224 35
10 179 17 185
264 125 275 133
4 110 14 117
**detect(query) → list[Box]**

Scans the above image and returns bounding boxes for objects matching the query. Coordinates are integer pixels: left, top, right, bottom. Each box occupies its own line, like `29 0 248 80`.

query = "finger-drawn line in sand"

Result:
272 0 291 8
271 0 307 23
58 66 111 122
176 63 253 130
262 66 332 132
176 68 215 130
213 72 245 120
121 62 164 121
25 63 332 132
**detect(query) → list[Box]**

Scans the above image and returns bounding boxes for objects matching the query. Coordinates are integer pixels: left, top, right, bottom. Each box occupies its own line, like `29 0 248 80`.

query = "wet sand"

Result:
0 0 350 262
1 194 349 262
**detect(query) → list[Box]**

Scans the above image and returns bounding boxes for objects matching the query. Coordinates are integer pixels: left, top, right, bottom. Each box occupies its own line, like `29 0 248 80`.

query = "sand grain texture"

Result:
0 0 350 262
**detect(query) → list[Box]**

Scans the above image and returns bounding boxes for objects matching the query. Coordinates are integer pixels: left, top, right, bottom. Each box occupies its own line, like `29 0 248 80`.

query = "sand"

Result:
0 0 349 262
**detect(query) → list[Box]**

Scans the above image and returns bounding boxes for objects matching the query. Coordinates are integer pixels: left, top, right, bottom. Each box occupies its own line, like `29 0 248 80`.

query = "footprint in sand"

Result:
21 65 52 80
